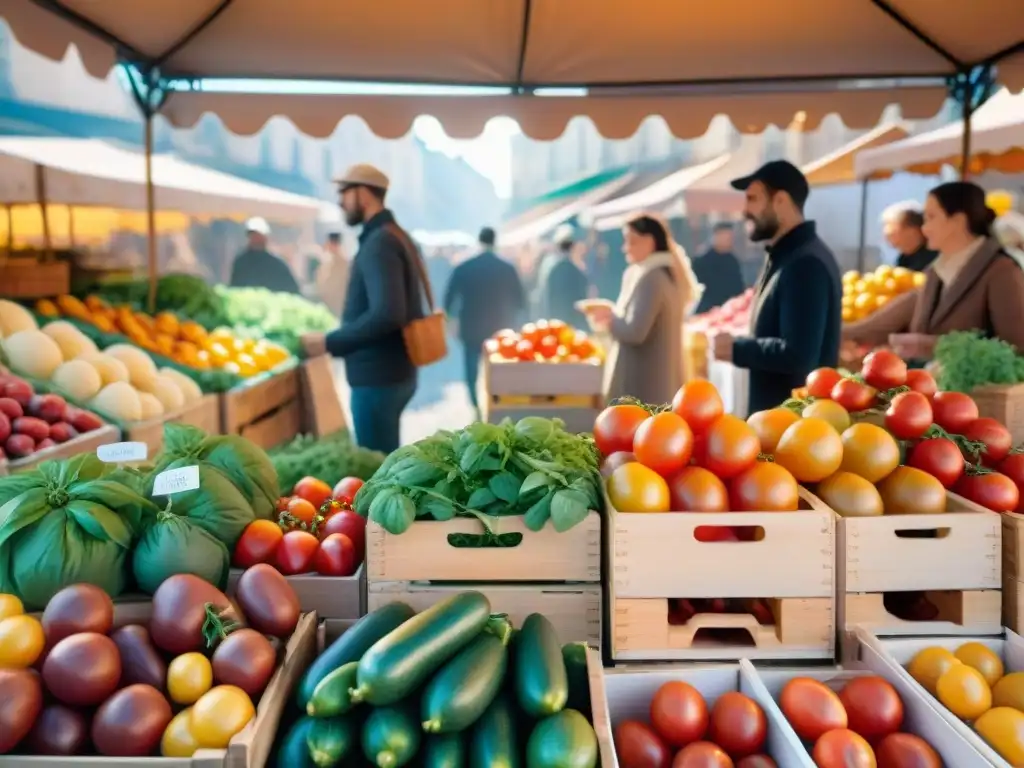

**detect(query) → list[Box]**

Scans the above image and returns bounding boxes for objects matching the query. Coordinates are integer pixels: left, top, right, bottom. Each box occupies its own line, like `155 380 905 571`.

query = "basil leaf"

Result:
523 490 554 532
488 472 522 504
421 496 456 521
459 442 489 474
467 487 496 510
519 471 552 497
550 488 590 533
368 488 416 534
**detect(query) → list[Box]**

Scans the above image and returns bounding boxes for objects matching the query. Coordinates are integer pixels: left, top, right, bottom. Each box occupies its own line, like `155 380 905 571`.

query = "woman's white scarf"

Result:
616 246 705 317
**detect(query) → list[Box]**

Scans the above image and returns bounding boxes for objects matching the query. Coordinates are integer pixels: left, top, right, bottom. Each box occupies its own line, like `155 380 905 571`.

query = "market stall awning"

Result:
0 136 327 221
854 89 1024 179
3 1 1021 139
801 122 910 186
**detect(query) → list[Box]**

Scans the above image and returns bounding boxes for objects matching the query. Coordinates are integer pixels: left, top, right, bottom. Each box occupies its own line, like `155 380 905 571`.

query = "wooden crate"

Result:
1002 511 1024 632
9 424 120 473
122 394 221 457
228 563 365 621
482 358 604 398
0 256 70 298
299 355 346 437
607 488 835 662
974 383 1024 446
221 367 301 450
366 512 601 583
368 581 602 646
837 492 1002 660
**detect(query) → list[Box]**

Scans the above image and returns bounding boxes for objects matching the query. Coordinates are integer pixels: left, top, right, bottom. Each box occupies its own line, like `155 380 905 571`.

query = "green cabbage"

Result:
132 509 230 594
147 459 255 547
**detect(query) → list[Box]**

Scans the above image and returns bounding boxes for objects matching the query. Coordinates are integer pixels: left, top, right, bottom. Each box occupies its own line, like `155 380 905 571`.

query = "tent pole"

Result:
34 164 53 261
959 93 974 181
145 112 157 313
856 179 869 272
68 206 76 250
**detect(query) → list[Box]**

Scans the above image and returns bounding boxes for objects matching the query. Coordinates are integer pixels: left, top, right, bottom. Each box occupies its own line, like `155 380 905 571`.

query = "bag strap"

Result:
385 222 436 311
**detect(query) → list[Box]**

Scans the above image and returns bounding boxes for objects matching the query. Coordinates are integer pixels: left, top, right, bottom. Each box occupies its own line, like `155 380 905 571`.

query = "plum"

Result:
13 417 49 442
5 434 34 458
2 379 33 407
0 397 22 420
48 423 78 444
28 394 66 424
69 410 104 433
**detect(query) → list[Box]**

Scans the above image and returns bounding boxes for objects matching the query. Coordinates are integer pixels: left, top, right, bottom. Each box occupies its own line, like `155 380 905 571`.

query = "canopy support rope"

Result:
866 0 963 69
152 0 236 70
513 0 534 96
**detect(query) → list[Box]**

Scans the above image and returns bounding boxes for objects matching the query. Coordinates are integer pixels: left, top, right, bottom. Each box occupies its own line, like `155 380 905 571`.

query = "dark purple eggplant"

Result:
42 633 121 706
27 704 90 755
0 668 43 753
91 684 173 756
110 624 167 690
234 564 300 637
212 628 278 696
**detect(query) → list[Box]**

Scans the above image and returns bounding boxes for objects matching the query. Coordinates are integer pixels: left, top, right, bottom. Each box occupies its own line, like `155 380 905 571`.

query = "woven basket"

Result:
0 253 69 298
973 383 1024 446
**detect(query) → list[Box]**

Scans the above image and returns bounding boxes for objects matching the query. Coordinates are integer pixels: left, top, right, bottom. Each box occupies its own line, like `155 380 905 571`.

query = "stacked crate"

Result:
479 358 604 434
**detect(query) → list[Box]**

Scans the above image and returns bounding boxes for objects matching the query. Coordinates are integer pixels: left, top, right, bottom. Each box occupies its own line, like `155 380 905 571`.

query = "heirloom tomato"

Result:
931 391 978 433
668 466 728 512
907 437 965 488
746 408 799 453
885 390 933 440
607 463 670 513
905 368 938 397
700 415 759 479
861 349 907 389
671 379 724 433
593 403 650 456
729 462 799 512
633 412 694 477
774 418 843 483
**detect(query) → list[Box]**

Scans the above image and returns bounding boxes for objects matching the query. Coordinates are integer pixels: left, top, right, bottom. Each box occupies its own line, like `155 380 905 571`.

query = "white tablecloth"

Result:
708 357 750 419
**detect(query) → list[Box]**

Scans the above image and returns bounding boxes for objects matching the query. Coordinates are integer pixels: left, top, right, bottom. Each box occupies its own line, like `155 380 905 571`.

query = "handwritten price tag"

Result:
152 466 200 496
96 441 148 463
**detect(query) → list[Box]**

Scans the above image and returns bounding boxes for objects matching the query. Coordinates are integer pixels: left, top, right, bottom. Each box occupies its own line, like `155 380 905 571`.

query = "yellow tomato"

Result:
956 642 1005 687
875 294 891 309
841 294 855 308
993 672 1024 711
207 343 231 367
839 423 900 483
606 462 670 513
841 307 855 322
234 354 259 377
843 270 860 284
746 408 800 453
263 345 289 367
210 327 234 342
222 361 242 376
937 664 992 720
912 271 927 287
774 417 844 483
0 594 23 621
976 708 1024 764
0 614 45 668
875 264 893 277
853 293 875 311
167 652 213 705
881 277 899 294
802 399 851 433
162 708 200 757
909 647 961 695
190 685 255 748
816 471 884 517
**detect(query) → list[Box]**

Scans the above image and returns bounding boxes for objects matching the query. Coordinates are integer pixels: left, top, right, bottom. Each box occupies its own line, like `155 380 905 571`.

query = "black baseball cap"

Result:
731 160 810 209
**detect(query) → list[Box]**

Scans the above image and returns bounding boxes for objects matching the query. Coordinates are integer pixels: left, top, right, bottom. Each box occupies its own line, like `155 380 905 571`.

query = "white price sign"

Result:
97 441 148 463
152 466 200 496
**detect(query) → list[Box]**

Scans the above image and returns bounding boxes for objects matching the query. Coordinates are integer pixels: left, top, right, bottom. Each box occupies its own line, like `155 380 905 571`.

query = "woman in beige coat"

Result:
582 214 703 405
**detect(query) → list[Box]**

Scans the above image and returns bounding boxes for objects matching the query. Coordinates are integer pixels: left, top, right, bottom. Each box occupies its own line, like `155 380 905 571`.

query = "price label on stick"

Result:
153 466 200 496
97 442 148 463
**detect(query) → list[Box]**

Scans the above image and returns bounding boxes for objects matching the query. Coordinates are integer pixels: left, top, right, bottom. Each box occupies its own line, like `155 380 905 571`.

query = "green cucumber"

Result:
422 733 465 767
514 613 568 718
362 704 421 768
307 716 357 767
271 716 317 768
351 592 492 706
422 618 512 733
308 661 360 717
470 693 520 768
526 709 598 768
296 602 416 709
562 643 592 720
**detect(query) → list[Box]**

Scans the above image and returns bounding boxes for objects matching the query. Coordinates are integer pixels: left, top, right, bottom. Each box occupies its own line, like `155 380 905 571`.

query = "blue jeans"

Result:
350 379 416 454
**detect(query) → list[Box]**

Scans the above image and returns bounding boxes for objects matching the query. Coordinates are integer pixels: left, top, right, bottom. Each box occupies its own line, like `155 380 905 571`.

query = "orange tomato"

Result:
285 497 318 527
774 418 843 483
839 423 900 483
671 379 724 434
668 466 728 512
812 729 876 768
728 461 799 512
746 408 800 453
606 463 670 513
700 415 760 480
292 477 333 510
877 466 946 514
816 471 884 517
633 412 694 477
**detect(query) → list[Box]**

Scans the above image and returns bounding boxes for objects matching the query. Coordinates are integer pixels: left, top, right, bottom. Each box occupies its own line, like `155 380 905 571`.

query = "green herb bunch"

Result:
933 330 1024 393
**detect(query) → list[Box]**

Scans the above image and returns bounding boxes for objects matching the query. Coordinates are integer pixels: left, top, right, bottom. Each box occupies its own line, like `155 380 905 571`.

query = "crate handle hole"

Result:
693 525 764 542
691 627 758 647
893 528 950 539
882 591 940 622
446 532 524 548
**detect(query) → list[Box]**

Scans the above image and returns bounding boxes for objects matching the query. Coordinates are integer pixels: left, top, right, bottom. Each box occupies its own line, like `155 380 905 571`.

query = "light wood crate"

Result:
368 581 602 646
221 366 301 450
974 383 1024 447
837 492 1002 660
366 512 601 583
9 424 120 473
481 358 604 398
1002 511 1024 633
228 563 365 621
607 488 835 662
122 393 221 457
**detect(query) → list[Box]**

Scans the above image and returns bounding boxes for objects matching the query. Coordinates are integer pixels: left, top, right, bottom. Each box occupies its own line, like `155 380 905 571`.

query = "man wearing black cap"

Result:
711 160 842 414
443 227 526 414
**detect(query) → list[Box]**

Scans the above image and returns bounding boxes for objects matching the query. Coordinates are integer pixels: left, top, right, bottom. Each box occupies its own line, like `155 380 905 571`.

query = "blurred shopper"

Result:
581 214 703 405
713 161 842 413
315 232 352 318
844 181 1024 359
229 217 301 293
881 201 938 272
691 222 746 314
302 164 426 453
540 224 589 328
444 227 526 414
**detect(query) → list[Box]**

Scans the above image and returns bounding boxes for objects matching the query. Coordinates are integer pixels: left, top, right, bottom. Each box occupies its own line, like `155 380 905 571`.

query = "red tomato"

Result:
614 720 672 768
831 379 877 413
806 367 844 399
601 451 637 478
515 339 536 361
998 453 1024 511
930 391 979 433
320 509 366 555
736 758 777 768
778 677 847 742
594 404 651 456
634 412 695 477
671 742 733 767
693 526 739 543
275 496 292 513
232 520 284 568
672 380 724 434
701 415 760 480
285 497 318 527
332 477 365 504
954 471 1020 512
520 322 540 344
874 732 940 768
905 368 938 398
498 336 518 359
838 676 903 741
483 338 500 355
537 334 560 358
649 681 708 748
884 391 933 440
907 437 965 488
707 691 767 758
861 349 907 390
669 467 729 512
275 530 320 574
812 729 875 768
292 476 333 509
961 417 1013 464
313 533 357 576
729 462 799 512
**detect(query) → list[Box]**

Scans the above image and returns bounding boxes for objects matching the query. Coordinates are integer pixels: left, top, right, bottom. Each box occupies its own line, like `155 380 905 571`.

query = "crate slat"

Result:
483 358 604 397
9 424 120 473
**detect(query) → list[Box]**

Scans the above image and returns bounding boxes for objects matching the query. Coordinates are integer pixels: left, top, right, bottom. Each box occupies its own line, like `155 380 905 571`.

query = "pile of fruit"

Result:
276 593 600 767
34 295 290 377
776 674 940 766
484 319 603 364
688 288 755 336
0 571 301 757
233 476 366 578
841 264 925 323
614 679 774 766
907 641 1024 764
0 370 105 461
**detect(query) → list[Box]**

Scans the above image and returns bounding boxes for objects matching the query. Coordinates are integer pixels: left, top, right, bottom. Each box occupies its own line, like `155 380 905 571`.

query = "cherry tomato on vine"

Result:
332 477 364 504
593 404 650 456
961 417 1013 465
806 367 843 399
885 390 933 440
861 349 907 390
907 437 966 488
931 391 979 434
905 368 938 398
955 471 1020 512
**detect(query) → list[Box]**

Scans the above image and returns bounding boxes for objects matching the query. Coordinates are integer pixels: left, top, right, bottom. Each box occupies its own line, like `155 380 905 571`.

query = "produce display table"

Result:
220 364 302 450
707 356 749 419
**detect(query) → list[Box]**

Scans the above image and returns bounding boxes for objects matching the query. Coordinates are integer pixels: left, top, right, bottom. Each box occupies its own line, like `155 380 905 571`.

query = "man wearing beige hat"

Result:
302 163 425 453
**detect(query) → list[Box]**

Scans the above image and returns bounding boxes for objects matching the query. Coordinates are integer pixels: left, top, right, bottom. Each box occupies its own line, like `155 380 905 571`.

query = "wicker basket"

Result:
0 252 70 298
973 383 1024 446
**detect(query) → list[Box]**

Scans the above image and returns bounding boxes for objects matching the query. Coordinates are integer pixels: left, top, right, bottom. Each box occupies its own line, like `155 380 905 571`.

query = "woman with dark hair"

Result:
580 213 703 404
843 181 1024 359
